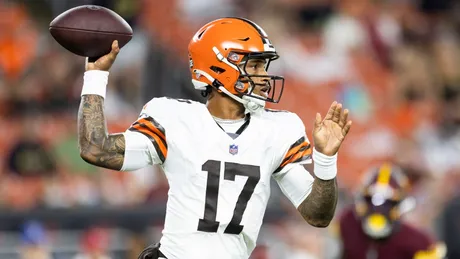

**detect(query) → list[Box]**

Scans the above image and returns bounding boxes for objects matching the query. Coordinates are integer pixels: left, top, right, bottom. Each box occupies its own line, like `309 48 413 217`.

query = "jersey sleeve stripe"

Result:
273 137 312 174
134 117 166 141
283 141 308 163
128 124 167 163
281 136 307 164
280 142 310 167
288 136 305 149
291 145 312 164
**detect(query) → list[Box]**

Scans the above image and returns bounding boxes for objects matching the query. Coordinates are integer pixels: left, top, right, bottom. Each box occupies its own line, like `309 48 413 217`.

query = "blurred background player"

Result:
335 163 446 259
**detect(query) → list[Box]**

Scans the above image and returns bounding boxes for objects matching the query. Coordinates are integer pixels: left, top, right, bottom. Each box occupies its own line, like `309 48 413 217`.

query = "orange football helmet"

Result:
188 17 284 112
354 163 415 239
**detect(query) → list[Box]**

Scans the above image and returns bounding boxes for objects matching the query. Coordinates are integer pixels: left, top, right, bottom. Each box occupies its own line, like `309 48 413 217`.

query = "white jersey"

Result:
122 97 314 259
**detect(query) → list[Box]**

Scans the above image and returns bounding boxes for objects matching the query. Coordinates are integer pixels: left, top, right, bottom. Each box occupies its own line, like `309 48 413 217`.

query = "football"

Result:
49 5 133 59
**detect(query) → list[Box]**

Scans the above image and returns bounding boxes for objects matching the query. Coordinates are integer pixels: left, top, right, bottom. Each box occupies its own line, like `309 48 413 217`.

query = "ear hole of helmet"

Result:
210 66 225 74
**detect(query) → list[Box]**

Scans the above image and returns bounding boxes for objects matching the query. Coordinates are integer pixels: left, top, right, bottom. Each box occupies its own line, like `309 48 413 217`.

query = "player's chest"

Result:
167 116 277 180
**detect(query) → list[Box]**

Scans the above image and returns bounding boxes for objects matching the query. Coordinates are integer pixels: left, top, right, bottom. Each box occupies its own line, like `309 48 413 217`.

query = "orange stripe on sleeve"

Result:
282 142 309 165
274 139 312 174
131 124 168 159
280 144 311 168
137 118 166 141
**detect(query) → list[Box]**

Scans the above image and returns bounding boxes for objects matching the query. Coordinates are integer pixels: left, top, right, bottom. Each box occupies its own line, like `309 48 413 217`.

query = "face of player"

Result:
238 58 270 98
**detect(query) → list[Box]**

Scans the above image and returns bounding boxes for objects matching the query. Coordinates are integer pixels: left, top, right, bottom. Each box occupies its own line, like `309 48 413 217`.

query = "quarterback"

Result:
78 17 352 259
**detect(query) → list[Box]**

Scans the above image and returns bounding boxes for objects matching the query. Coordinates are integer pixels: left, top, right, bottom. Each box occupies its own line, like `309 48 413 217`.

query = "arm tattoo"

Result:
297 177 338 227
78 95 125 170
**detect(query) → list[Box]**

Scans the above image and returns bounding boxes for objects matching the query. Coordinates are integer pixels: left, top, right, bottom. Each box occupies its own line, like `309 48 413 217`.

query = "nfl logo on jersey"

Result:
229 144 238 155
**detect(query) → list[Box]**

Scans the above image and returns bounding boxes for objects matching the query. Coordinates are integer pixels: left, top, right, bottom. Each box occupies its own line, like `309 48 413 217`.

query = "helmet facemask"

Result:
356 193 401 240
231 52 285 104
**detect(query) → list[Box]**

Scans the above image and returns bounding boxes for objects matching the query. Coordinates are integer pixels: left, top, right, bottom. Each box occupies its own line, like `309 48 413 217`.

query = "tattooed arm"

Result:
296 100 351 227
78 95 125 170
272 159 337 228
297 176 338 227
78 41 126 170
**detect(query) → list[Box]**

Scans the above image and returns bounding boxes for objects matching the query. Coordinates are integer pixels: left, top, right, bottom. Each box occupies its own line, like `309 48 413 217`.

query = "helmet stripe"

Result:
377 163 392 186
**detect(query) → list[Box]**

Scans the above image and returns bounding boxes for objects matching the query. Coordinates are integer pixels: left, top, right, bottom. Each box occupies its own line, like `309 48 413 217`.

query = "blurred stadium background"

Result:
1 0 460 258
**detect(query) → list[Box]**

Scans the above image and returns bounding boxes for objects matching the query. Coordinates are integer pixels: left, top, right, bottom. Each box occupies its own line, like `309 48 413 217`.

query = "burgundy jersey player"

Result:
336 163 445 259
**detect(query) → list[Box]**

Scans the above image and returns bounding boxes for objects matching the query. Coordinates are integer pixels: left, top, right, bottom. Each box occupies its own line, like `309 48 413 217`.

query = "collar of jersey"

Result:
212 116 246 124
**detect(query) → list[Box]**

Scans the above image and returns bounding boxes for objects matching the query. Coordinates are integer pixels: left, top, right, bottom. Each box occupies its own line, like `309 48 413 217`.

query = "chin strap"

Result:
218 86 265 114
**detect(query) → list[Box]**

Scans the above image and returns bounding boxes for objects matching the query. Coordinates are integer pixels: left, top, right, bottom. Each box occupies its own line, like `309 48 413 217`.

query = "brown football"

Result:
49 5 133 58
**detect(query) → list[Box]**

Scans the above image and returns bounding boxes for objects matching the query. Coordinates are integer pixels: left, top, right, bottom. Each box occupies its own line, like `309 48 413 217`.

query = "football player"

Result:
336 163 446 259
78 17 352 259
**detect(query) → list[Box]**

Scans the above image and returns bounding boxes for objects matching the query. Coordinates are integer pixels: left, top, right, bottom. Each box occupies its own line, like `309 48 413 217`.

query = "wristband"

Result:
81 70 109 98
313 148 337 180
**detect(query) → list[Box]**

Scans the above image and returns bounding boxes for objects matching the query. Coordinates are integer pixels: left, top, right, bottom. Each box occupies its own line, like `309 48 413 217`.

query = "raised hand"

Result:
86 40 120 71
312 101 352 156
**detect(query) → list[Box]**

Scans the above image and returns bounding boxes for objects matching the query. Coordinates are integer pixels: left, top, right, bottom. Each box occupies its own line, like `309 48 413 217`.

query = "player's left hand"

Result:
312 101 352 156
